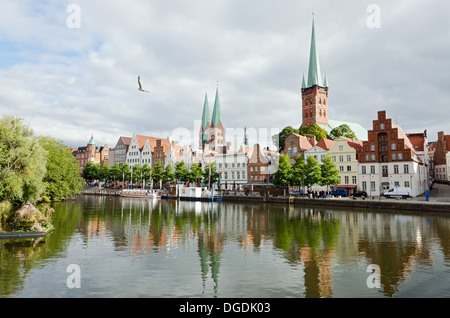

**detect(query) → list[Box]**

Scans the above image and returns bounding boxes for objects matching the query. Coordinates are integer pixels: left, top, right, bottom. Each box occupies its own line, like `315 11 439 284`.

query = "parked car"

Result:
352 191 368 197
331 188 348 197
384 187 412 199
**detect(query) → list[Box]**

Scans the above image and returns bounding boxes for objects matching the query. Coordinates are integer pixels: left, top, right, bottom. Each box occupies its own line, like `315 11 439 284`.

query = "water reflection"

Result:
1 196 449 298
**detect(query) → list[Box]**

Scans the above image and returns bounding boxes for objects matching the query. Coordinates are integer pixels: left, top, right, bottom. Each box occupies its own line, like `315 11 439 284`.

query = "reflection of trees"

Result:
272 208 341 297
2 195 450 298
356 213 449 297
0 238 50 296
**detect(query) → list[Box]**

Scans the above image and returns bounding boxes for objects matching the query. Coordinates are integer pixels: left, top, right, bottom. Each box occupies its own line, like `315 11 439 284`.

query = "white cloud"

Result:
0 0 449 150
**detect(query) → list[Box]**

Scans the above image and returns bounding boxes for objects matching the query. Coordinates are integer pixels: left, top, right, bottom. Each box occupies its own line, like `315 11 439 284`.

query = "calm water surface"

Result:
1 195 449 298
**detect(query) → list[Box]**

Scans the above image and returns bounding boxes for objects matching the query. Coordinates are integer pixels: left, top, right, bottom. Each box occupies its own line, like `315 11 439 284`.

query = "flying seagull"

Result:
138 76 149 93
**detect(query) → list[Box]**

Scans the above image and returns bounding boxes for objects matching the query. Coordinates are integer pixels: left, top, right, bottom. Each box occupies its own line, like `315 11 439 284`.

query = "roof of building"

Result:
211 87 222 128
307 18 323 88
88 135 95 145
201 92 211 132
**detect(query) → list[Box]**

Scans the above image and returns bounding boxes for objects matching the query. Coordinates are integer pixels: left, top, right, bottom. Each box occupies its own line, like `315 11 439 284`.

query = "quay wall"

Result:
221 195 450 213
80 188 450 213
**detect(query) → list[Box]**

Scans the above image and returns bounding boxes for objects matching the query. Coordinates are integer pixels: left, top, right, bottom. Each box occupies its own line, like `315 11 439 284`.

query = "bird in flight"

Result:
138 76 149 93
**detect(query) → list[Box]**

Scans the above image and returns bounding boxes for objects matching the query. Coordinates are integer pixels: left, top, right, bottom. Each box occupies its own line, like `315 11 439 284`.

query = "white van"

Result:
384 187 412 199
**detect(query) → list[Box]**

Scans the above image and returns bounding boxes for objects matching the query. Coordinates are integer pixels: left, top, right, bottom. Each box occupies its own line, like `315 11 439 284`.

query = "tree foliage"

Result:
272 154 293 187
0 115 47 204
40 136 84 202
329 124 357 140
0 115 82 204
299 124 327 141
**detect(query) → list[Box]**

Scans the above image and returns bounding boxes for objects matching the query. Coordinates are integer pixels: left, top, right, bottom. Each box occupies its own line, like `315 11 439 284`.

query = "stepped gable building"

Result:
434 131 450 181
73 135 109 173
358 110 427 197
199 86 226 153
300 17 367 141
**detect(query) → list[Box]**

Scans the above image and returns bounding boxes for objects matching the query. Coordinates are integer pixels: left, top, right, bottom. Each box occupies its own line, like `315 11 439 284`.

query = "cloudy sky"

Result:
1 0 449 150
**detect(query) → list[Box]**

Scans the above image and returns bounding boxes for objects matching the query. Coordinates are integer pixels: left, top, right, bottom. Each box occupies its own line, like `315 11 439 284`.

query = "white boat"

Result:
120 189 161 199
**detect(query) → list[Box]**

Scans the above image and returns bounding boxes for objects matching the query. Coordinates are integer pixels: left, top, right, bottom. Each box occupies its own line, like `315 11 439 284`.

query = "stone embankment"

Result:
221 194 450 213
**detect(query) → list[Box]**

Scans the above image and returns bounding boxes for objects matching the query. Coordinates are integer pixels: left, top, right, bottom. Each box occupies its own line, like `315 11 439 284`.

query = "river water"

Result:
1 195 449 298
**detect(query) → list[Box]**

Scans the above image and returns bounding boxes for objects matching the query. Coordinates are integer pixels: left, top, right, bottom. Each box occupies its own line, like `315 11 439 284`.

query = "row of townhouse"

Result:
282 111 430 197
283 133 363 192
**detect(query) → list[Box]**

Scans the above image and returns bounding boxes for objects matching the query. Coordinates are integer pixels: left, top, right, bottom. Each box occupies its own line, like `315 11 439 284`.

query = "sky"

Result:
0 0 449 150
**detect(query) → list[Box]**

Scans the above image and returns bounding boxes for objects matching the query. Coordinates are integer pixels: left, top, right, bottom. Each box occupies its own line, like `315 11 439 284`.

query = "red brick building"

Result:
358 111 427 197
73 136 109 173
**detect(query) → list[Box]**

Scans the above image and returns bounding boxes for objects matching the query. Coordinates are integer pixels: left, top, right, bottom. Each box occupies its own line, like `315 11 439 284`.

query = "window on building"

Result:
288 148 292 156
394 165 399 174
345 176 349 184
371 181 376 191
293 147 297 156
347 166 352 172
382 165 388 174
404 164 409 173
405 181 410 188
391 143 396 150
362 166 367 174
339 166 344 172
362 181 367 191
339 145 343 151
398 153 403 160
347 155 351 161
371 144 375 151
352 176 357 184
371 154 376 161
370 165 375 174
339 155 344 162
332 156 336 162
365 155 370 161
392 153 396 160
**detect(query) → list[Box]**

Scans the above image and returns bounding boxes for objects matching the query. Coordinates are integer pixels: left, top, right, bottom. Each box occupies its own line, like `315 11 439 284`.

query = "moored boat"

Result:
120 189 161 199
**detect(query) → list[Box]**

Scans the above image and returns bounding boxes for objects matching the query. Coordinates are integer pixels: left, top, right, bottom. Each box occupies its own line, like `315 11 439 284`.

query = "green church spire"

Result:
211 86 222 128
301 73 306 89
307 17 323 87
201 92 210 131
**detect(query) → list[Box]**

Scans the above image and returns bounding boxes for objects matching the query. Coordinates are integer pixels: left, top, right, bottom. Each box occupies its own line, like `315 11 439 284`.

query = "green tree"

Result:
141 163 152 186
82 161 98 181
175 160 190 183
98 163 110 184
299 123 327 141
319 154 340 195
202 162 220 187
0 115 47 204
272 126 300 152
272 154 293 186
329 124 356 140
120 164 131 185
40 136 83 202
189 163 202 184
291 155 306 187
152 161 164 188
163 164 175 184
303 156 321 189
109 163 122 185
131 164 142 185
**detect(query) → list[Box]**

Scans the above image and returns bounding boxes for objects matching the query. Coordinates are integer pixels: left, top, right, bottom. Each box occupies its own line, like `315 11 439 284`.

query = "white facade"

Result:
202 152 249 190
126 135 153 168
359 161 427 197
435 152 450 181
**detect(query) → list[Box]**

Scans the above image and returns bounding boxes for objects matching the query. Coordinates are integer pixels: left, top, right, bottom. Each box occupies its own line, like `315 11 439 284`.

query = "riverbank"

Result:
220 195 450 213
80 185 450 213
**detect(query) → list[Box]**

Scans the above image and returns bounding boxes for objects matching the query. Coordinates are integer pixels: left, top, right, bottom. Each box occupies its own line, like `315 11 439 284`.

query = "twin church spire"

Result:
200 85 224 150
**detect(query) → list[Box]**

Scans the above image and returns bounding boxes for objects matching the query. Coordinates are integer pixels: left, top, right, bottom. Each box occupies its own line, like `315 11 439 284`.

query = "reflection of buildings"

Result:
74 196 450 298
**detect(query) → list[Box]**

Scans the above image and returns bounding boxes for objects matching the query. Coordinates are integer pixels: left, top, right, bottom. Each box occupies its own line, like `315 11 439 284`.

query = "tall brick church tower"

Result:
300 17 329 129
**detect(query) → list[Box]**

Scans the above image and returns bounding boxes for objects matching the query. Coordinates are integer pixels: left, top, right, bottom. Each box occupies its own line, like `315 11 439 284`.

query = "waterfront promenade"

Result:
81 183 450 213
